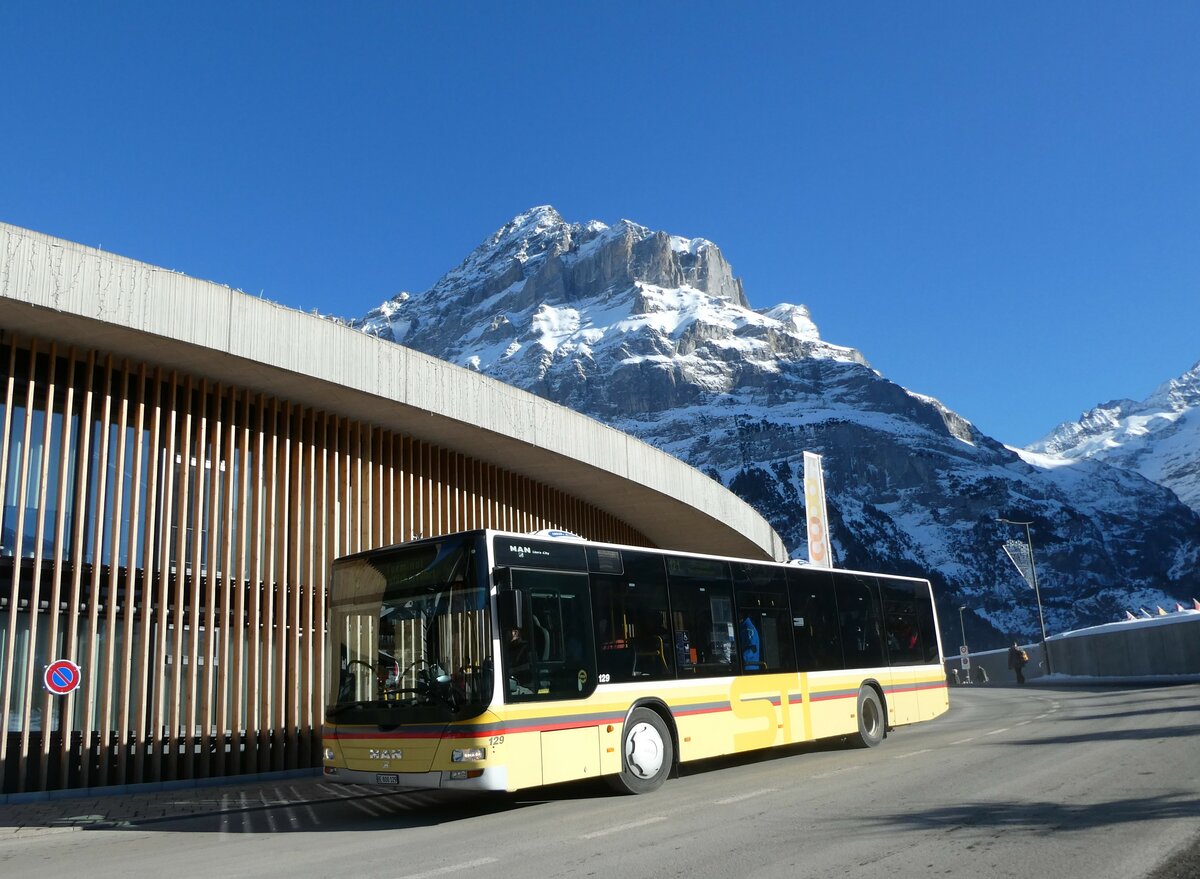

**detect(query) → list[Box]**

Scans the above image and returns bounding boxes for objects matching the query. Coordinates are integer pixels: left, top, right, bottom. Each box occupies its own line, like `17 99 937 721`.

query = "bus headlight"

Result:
323 747 336 761
451 747 486 762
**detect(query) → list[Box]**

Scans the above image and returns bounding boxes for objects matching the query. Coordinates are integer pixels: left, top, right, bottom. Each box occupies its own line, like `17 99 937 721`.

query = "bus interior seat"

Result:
633 635 668 676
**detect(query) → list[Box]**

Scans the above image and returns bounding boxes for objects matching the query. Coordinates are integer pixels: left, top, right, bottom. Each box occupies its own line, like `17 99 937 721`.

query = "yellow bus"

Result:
322 529 949 794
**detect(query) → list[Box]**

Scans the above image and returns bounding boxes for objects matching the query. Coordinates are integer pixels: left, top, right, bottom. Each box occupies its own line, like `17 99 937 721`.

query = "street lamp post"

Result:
957 605 970 684
996 517 1052 675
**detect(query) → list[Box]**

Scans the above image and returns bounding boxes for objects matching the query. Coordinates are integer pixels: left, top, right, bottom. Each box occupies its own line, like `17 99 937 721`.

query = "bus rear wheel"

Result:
608 707 673 794
853 686 885 748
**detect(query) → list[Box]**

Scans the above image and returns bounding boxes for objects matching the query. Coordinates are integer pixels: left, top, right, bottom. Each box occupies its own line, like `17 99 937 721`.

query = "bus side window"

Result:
590 550 673 683
914 583 941 663
835 573 885 669
732 562 795 674
883 580 923 666
667 556 735 678
787 567 844 671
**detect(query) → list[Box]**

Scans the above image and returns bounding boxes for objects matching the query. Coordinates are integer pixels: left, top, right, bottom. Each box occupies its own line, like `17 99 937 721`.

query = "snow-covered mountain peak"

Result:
669 235 717 255
1029 360 1200 512
1147 360 1200 411
355 206 871 413
490 204 566 244
760 303 820 341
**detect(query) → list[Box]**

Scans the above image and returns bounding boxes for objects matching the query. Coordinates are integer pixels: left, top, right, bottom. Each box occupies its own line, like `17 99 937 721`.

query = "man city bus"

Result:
322 529 949 794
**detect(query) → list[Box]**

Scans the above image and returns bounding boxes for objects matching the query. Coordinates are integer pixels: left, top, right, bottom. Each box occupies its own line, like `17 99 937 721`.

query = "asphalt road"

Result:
2 683 1198 879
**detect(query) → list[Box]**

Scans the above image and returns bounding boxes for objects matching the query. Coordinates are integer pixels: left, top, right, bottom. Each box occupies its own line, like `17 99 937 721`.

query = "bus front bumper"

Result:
322 765 509 792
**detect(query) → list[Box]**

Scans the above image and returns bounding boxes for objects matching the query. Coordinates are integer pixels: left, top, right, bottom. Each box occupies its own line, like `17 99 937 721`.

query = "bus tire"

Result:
607 707 673 794
853 686 885 748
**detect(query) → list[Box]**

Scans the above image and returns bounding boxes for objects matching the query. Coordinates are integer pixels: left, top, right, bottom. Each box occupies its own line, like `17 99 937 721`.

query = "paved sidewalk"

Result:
0 771 368 840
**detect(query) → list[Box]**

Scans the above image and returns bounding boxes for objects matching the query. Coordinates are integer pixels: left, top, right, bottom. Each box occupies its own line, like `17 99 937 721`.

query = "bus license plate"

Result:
375 774 400 785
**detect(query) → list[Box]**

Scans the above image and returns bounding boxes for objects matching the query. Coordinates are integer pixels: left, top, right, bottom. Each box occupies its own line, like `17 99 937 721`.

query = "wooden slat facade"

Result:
0 332 646 794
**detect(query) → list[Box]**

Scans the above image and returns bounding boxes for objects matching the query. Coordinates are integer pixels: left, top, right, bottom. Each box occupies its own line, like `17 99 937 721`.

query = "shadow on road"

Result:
678 737 850 779
859 792 1200 835
1006 723 1200 747
60 786 536 834
1069 703 1200 723
35 739 863 835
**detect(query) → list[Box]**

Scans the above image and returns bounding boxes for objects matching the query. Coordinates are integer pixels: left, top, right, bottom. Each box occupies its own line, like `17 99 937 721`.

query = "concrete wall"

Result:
1047 615 1200 678
946 614 1200 685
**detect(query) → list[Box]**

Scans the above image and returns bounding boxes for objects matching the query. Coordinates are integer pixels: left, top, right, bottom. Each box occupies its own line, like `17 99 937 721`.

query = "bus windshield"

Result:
325 534 492 725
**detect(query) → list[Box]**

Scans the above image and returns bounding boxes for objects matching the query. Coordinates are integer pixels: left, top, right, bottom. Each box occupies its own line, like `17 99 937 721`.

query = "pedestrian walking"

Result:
1007 641 1028 685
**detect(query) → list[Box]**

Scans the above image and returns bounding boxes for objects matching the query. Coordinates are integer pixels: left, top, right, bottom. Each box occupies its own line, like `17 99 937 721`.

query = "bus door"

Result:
498 569 598 702
498 568 599 785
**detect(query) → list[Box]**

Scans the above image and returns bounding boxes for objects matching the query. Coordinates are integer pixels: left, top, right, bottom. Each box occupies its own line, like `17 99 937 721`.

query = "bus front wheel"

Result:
853 686 885 748
608 707 673 794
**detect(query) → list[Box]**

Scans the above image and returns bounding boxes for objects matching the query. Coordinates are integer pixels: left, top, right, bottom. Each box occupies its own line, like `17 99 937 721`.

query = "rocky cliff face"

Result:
354 207 1200 646
1029 362 1200 514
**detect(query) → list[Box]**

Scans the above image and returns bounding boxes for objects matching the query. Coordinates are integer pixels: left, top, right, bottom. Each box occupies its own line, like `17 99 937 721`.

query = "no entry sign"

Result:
44 659 82 695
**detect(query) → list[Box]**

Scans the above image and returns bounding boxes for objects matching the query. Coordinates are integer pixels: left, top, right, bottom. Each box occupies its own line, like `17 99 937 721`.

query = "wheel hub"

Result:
626 721 664 779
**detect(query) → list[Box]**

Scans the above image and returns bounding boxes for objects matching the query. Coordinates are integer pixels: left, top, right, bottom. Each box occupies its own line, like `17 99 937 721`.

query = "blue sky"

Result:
3 3 1198 446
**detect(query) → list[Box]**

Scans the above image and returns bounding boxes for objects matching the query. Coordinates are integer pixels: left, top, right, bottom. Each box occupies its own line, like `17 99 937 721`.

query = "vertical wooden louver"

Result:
0 332 645 794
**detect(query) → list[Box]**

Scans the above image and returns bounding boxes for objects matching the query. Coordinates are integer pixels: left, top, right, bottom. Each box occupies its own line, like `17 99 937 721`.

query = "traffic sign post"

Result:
44 659 82 696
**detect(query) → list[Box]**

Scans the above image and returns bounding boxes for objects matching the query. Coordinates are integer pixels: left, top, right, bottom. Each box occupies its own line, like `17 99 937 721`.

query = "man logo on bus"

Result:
369 749 403 760
509 545 549 558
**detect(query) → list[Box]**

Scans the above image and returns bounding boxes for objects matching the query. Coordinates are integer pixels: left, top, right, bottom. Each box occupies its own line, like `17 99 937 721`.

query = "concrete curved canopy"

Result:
0 221 787 562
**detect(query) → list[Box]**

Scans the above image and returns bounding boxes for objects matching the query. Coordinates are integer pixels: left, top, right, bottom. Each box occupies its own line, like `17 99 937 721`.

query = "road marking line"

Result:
715 788 778 804
950 737 976 745
811 766 861 779
1016 720 1032 726
396 858 499 879
582 816 668 839
348 798 387 816
893 749 932 759
984 728 1009 736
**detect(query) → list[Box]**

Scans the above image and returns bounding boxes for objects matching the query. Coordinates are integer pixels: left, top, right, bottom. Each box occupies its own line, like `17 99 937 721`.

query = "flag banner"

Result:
1124 611 1138 621
803 451 834 568
1002 539 1035 589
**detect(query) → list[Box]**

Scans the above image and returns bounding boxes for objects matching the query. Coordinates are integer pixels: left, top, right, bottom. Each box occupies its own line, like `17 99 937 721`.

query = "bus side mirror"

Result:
496 585 524 630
